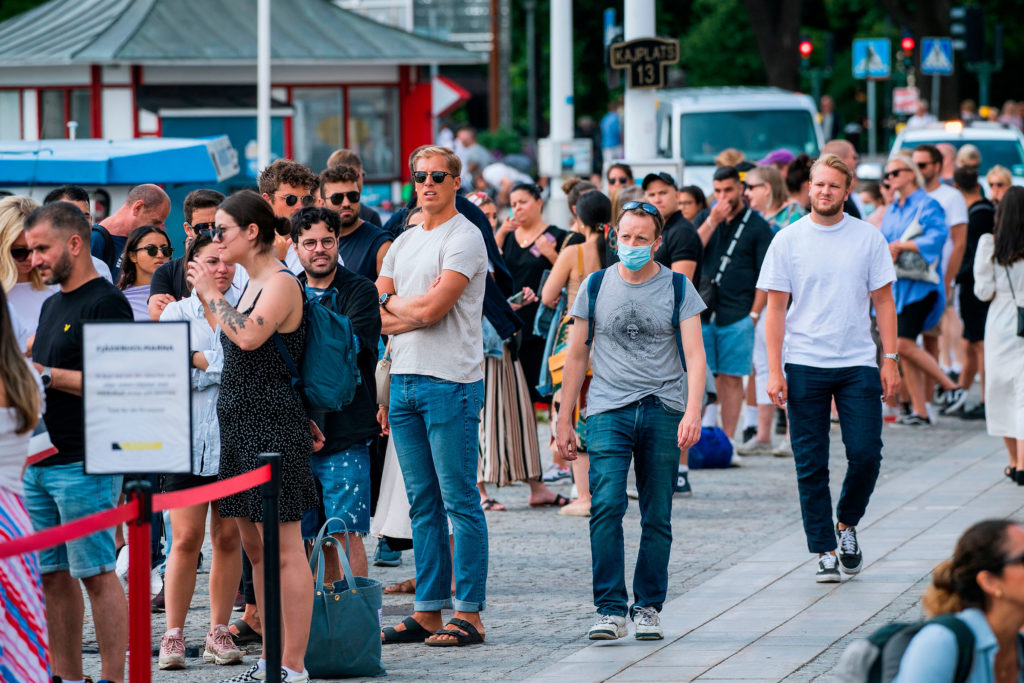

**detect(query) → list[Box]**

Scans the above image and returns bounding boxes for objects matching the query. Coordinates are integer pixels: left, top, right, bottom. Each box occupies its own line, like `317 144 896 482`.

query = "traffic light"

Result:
900 36 915 53
965 6 985 62
899 32 915 71
799 38 812 70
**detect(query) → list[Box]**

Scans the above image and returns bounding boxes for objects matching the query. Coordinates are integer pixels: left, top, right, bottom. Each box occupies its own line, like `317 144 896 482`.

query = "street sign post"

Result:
852 38 891 158
921 37 954 120
609 36 679 90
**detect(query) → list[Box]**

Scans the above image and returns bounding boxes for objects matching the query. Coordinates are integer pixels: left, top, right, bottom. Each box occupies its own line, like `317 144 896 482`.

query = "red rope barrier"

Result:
0 464 273 560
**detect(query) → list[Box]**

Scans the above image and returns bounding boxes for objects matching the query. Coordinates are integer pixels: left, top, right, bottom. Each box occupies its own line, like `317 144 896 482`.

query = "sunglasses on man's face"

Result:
621 200 659 217
189 222 217 235
274 193 315 207
134 245 173 258
10 247 30 262
412 170 455 184
325 191 361 206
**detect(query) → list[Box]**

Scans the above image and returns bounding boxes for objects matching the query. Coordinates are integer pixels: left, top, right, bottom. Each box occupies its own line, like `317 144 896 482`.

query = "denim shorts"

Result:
306 442 371 536
22 462 123 579
702 315 755 377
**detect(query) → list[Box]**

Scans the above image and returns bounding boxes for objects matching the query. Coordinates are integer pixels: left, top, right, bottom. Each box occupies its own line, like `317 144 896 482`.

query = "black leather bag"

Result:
698 276 717 323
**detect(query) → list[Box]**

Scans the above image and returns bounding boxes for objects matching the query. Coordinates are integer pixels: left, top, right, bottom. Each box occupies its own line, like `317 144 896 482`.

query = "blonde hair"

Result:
748 166 789 209
408 145 462 178
715 148 745 167
0 195 42 293
809 153 854 191
956 144 981 167
988 165 1012 187
887 150 925 190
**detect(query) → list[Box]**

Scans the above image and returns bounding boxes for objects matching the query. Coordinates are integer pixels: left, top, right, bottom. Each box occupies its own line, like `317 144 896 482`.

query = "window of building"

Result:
347 86 399 181
0 92 20 139
39 88 91 139
292 87 344 173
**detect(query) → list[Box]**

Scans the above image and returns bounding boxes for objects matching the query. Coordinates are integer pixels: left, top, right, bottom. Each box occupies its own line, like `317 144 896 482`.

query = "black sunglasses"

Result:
326 191 361 205
274 193 315 207
608 176 631 185
412 170 455 184
1000 551 1024 568
10 246 30 262
883 169 909 180
916 162 934 170
133 245 173 258
621 201 660 217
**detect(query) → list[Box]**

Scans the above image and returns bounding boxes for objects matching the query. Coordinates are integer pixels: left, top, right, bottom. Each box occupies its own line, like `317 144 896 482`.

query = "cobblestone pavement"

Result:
77 408 990 682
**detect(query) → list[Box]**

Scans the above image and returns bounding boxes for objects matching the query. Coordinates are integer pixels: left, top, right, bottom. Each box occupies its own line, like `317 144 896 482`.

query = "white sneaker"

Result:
736 435 773 455
632 606 664 640
772 437 793 457
588 614 628 640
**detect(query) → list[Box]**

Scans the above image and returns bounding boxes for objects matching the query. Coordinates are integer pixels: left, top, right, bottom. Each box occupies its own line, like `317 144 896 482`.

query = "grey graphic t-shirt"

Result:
569 265 705 417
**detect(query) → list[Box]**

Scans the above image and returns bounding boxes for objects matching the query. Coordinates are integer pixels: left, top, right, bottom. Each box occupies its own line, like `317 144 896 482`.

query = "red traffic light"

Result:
799 40 813 58
901 36 915 52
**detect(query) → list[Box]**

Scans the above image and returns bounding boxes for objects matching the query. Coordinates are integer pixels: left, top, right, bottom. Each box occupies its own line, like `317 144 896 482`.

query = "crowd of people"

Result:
0 119 1022 682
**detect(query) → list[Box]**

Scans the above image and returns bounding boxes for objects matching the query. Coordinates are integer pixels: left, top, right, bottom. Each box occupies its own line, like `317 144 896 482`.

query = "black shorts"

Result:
897 291 938 339
161 472 218 493
959 281 990 343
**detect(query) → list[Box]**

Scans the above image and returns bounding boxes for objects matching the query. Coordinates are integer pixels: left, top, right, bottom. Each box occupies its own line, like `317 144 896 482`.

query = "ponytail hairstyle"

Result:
922 519 1017 617
0 287 40 434
576 190 611 269
218 190 287 254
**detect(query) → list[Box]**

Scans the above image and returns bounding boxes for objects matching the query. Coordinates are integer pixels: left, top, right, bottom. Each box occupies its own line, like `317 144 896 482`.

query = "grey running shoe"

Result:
633 606 664 640
837 525 863 574
588 614 628 640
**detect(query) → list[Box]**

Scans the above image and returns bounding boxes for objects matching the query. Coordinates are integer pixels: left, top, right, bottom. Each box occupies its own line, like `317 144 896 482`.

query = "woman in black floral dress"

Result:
188 190 322 682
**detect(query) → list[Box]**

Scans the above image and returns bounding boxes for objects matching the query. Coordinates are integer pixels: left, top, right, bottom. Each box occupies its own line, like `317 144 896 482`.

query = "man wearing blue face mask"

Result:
555 202 708 642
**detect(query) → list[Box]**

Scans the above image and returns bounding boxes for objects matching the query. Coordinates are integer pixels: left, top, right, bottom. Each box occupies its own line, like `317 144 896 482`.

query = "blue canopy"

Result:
0 136 239 185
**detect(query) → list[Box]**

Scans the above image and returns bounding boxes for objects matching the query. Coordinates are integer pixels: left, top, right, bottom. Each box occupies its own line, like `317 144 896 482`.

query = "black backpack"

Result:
834 614 975 683
91 224 117 272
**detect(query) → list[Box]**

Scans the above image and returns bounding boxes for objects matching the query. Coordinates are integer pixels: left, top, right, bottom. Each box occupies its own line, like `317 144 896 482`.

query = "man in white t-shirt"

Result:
376 145 489 647
913 144 966 378
758 154 900 583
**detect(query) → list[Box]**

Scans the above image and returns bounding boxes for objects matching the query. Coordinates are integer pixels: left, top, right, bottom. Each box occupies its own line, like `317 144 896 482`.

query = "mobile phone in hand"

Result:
507 290 525 305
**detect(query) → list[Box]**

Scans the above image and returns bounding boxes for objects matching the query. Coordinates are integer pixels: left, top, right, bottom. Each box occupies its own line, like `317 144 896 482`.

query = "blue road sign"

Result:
852 38 891 79
921 37 954 76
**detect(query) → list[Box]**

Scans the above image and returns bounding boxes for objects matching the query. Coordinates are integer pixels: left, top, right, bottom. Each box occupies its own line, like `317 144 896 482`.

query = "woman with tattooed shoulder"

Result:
186 190 323 683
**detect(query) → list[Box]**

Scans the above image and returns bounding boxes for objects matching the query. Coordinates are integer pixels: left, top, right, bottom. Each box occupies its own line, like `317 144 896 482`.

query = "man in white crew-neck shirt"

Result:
376 145 489 647
758 154 901 583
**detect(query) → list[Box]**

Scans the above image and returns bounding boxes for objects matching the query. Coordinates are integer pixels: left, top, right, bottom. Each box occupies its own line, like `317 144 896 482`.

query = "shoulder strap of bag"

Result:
671 272 687 372
576 243 584 277
899 202 926 242
1006 266 1019 304
927 614 976 683
712 208 753 285
92 225 115 268
585 268 606 347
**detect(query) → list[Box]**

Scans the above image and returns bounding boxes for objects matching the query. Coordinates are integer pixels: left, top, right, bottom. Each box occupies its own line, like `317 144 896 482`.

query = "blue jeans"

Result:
586 396 680 617
389 374 487 612
785 364 883 553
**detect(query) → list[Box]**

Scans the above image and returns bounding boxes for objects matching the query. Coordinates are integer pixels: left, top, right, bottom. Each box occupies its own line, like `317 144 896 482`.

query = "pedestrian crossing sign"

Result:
852 38 891 79
921 37 954 76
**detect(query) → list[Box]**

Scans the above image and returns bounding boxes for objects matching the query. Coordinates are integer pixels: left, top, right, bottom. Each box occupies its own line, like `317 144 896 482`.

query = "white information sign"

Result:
83 321 192 475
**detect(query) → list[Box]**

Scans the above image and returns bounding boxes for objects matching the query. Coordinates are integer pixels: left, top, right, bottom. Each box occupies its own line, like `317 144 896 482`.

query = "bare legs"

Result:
716 374 744 440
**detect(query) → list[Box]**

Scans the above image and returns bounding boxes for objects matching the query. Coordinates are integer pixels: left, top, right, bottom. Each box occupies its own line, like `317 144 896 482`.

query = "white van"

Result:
654 87 824 191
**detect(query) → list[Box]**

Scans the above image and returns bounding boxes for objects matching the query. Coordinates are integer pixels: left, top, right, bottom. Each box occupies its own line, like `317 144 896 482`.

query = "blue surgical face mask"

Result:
617 242 653 271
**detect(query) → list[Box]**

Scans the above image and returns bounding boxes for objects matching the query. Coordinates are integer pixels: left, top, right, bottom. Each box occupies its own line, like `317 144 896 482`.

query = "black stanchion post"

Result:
260 453 282 683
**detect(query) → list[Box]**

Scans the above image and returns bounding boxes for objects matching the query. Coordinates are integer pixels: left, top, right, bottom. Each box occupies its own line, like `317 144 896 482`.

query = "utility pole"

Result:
623 0 656 159
525 1 537 142
488 0 499 131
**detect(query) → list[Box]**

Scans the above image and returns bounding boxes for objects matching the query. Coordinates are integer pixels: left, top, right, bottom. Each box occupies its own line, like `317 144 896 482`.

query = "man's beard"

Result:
43 249 73 285
811 197 844 217
340 211 358 229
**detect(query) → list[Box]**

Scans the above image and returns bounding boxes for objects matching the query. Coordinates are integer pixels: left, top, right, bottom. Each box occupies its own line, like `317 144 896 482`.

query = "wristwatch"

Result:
749 311 760 321
883 353 900 363
378 292 393 310
40 366 52 388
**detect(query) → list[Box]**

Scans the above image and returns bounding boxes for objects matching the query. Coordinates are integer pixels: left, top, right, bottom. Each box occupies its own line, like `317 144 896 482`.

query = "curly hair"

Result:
318 165 361 197
258 159 317 196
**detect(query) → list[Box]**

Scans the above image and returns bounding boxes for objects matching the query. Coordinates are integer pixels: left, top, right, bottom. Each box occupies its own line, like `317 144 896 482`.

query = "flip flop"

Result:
529 493 570 508
425 618 485 647
481 498 506 511
229 618 261 645
384 578 416 594
382 616 434 644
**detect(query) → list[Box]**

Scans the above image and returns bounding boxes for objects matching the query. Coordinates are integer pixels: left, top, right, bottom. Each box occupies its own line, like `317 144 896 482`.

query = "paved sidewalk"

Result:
524 431 1019 682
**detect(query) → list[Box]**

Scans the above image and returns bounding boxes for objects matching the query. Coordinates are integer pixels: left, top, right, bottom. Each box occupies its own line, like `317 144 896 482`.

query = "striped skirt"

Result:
478 344 542 486
0 488 50 683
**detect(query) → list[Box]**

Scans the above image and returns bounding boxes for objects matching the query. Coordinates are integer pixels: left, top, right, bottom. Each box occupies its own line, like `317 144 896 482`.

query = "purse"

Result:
306 518 386 679
374 338 392 407
893 204 941 284
1006 266 1024 338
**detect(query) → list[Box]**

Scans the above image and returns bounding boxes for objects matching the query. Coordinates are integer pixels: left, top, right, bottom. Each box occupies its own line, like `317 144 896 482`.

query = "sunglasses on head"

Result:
274 193 315 207
621 201 660 217
326 191 361 205
608 176 631 185
134 245 173 258
412 170 455 184
10 246 30 262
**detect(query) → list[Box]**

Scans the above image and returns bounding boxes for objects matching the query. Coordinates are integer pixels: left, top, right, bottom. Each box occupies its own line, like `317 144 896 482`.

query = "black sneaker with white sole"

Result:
816 553 841 582
897 413 931 426
836 525 862 574
941 387 969 415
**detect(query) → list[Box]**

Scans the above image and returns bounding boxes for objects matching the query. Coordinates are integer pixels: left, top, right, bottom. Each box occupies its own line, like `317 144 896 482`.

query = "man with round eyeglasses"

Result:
318 165 391 280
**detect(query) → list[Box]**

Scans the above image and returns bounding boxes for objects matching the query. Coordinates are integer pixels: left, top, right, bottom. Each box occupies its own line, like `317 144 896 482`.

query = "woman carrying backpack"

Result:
894 519 1024 682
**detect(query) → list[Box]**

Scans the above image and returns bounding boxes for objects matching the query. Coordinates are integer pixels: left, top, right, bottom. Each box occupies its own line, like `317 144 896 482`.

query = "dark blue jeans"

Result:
586 396 680 617
785 364 883 554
